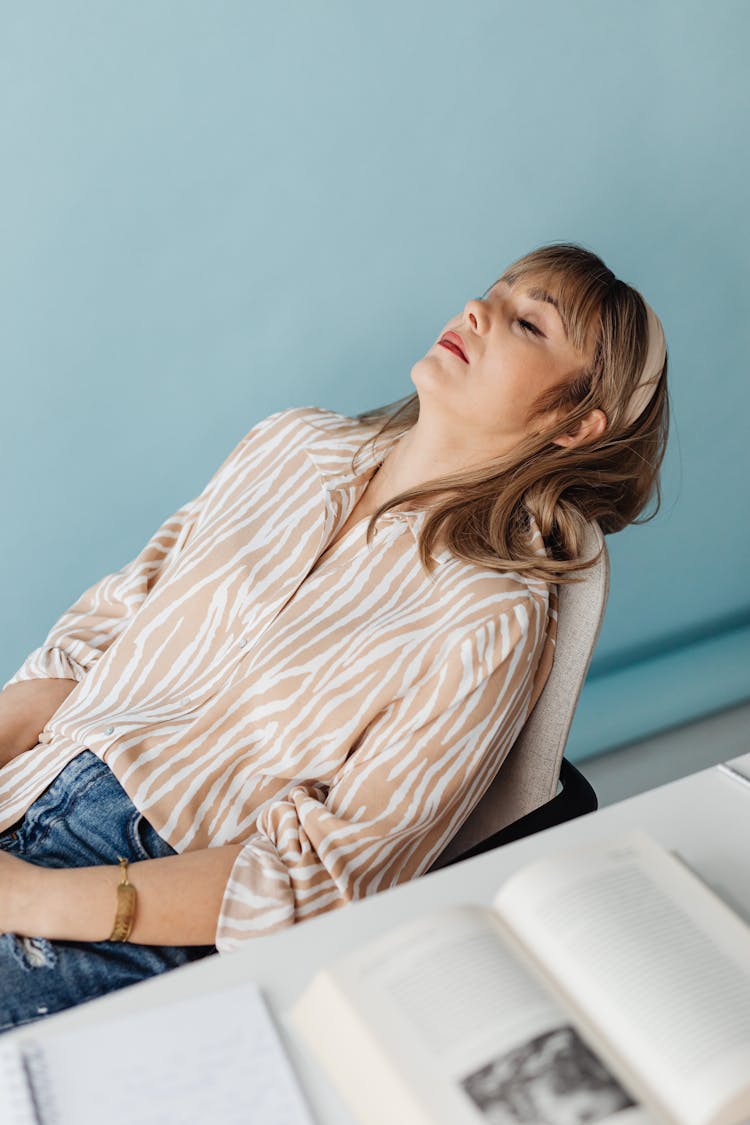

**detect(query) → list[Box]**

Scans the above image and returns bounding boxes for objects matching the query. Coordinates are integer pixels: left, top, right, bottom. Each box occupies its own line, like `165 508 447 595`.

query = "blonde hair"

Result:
351 241 670 584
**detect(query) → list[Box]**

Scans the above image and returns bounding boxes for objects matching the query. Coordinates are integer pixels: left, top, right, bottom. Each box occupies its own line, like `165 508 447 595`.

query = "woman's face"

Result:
411 274 596 456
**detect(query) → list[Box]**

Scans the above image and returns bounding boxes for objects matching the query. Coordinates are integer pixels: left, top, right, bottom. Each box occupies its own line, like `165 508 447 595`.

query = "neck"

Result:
374 416 497 499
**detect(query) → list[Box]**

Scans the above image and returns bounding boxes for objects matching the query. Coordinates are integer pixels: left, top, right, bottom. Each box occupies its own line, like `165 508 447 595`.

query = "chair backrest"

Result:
434 758 599 869
430 519 609 870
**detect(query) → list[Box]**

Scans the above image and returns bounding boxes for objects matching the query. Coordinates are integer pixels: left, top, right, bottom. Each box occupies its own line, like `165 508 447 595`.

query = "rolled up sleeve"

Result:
2 417 275 693
215 586 551 953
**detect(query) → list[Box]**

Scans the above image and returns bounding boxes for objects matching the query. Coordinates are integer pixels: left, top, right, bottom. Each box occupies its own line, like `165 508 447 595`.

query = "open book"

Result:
290 828 750 1125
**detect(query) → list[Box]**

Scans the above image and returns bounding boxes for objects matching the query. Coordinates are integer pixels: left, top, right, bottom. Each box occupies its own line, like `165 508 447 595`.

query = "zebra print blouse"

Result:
0 406 558 952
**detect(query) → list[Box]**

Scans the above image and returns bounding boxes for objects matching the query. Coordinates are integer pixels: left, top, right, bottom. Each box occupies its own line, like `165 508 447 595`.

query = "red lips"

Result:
439 331 469 363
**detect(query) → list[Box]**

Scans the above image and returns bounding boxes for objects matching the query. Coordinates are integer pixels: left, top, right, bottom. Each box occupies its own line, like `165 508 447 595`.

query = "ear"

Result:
552 408 608 449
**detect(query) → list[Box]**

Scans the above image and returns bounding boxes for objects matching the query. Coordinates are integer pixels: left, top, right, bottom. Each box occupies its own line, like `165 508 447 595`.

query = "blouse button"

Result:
104 726 114 735
238 638 248 648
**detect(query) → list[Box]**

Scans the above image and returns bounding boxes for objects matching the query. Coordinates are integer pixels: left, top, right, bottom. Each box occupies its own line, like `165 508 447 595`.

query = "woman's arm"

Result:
0 679 78 768
213 585 552 952
1 845 245 946
0 496 206 695
2 423 262 698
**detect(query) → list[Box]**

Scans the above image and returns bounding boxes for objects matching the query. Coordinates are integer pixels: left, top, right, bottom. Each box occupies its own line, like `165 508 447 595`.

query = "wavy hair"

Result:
350 241 670 584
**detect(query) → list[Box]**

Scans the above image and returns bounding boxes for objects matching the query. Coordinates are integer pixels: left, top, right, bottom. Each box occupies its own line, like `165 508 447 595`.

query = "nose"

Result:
462 297 487 334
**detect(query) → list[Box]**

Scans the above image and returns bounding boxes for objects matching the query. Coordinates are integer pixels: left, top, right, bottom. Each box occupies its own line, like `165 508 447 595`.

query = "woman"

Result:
0 242 669 1032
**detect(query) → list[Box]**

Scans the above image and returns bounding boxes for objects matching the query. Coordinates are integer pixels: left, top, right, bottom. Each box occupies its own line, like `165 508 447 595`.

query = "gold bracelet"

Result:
108 856 137 942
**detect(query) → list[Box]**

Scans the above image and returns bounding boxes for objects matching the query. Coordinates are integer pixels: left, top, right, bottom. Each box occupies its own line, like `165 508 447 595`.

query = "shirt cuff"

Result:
1 645 90 693
214 836 296 953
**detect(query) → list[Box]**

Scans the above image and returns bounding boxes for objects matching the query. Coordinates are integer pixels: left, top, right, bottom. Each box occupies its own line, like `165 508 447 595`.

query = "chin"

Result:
410 353 446 387
409 366 461 429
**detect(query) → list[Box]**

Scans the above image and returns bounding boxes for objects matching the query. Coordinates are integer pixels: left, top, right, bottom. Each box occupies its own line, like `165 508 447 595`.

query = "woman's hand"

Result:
0 850 47 937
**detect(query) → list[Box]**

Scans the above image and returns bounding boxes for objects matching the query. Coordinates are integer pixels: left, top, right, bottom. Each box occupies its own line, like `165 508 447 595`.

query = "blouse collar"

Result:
301 414 451 565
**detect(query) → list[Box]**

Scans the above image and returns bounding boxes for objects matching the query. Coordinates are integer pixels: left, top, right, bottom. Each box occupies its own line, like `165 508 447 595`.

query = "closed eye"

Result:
517 317 544 337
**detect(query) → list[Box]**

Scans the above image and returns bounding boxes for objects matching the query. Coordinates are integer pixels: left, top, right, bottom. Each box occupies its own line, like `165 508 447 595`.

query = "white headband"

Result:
621 299 667 427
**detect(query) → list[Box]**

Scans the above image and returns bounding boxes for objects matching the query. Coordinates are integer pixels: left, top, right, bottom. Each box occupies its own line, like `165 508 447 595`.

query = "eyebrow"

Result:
525 286 568 340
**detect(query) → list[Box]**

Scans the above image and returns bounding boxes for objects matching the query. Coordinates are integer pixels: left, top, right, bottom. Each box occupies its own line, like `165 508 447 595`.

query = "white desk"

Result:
717 749 750 789
6 758 750 1124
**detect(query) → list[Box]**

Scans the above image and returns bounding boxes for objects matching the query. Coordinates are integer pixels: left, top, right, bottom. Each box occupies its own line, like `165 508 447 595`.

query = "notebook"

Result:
0 980 313 1125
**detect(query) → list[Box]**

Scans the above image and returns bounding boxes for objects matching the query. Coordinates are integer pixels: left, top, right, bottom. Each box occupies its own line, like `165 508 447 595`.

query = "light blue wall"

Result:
2 1 748 758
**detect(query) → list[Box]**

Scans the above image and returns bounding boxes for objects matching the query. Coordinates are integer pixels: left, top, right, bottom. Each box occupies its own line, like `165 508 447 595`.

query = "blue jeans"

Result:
0 749 218 1035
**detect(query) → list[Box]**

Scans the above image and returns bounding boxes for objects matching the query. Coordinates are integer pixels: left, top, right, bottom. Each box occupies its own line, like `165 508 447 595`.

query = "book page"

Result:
0 1040 37 1125
291 903 650 1125
19 981 313 1125
492 828 750 1125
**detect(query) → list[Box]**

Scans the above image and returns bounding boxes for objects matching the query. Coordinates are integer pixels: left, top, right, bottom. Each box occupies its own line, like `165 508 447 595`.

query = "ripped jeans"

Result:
0 749 217 1035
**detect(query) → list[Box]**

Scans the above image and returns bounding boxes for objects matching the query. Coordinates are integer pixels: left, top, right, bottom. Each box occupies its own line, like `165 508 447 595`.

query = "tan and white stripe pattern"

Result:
0 406 558 952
